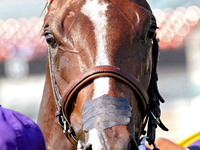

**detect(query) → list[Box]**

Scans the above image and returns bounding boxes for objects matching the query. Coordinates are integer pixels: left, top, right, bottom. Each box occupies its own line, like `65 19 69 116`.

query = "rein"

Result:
48 36 168 149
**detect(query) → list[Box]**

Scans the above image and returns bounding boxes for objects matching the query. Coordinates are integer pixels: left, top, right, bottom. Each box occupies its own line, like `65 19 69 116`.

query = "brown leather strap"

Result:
62 65 149 120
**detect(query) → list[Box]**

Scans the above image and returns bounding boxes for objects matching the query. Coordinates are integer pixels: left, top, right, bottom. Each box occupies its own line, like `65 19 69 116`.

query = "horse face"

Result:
42 0 157 149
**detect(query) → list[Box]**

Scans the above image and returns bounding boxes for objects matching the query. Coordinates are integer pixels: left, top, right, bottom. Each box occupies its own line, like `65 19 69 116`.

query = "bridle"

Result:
47 34 168 149
45 0 168 149
48 52 149 146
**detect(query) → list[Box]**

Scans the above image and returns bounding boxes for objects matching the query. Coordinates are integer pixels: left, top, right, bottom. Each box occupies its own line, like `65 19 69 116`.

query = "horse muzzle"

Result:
77 136 158 150
80 95 139 150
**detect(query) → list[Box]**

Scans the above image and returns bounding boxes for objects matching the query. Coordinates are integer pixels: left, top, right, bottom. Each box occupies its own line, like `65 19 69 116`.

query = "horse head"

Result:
38 0 168 149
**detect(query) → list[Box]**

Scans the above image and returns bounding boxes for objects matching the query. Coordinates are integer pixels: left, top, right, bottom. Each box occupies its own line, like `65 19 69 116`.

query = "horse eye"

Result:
45 34 57 47
147 29 156 39
147 21 157 39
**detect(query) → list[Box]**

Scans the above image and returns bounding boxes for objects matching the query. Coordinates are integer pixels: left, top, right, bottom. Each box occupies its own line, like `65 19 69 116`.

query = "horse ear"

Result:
132 0 152 12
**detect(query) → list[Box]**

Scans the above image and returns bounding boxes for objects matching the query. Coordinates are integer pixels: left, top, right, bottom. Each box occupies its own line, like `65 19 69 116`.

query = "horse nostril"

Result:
85 144 92 150
127 138 138 150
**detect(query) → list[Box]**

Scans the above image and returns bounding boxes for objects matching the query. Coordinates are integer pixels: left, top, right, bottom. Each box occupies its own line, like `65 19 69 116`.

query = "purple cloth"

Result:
0 106 46 150
189 139 200 147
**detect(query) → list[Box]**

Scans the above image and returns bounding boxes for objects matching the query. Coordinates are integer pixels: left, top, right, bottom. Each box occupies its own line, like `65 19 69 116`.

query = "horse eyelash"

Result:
41 33 46 37
150 24 158 30
41 30 51 37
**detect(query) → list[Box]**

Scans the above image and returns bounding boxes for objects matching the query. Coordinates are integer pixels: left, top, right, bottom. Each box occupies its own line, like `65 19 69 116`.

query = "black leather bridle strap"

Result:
146 37 168 146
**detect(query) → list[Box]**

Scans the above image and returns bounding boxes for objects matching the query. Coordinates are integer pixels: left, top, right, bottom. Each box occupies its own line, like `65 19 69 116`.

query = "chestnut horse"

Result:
38 0 168 149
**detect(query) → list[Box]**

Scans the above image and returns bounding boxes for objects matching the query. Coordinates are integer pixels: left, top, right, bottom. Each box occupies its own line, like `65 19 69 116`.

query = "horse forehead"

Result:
47 0 151 9
45 0 152 43
46 0 151 22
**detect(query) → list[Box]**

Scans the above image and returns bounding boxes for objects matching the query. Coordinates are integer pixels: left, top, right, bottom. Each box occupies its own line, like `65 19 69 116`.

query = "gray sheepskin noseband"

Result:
82 94 132 132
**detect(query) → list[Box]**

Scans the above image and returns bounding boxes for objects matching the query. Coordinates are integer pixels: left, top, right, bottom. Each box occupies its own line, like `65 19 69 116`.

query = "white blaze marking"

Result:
87 129 103 150
81 0 110 99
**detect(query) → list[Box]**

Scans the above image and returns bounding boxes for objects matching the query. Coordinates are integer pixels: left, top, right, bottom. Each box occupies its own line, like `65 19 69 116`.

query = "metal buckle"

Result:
150 111 160 124
63 121 68 134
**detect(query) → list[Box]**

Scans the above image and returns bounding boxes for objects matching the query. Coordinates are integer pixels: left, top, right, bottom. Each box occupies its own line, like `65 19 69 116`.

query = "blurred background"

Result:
0 0 200 142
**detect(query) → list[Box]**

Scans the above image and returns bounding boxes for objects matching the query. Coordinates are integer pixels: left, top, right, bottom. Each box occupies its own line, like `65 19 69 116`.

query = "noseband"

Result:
48 36 168 149
62 65 149 114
